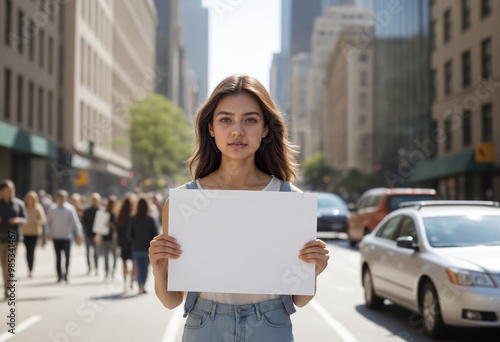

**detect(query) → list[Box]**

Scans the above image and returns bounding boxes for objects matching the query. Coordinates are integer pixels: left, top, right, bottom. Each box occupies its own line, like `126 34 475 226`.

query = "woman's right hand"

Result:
149 234 182 273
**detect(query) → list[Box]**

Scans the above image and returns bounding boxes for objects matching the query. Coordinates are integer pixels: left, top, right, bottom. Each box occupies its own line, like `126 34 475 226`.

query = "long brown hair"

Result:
116 195 135 228
135 196 150 220
188 75 299 183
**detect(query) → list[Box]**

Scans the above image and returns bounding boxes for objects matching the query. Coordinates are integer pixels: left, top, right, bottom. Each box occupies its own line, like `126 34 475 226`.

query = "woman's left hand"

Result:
299 239 330 277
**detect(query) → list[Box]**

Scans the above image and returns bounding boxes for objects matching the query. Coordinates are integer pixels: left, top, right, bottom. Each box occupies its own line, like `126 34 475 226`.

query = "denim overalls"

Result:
181 179 296 342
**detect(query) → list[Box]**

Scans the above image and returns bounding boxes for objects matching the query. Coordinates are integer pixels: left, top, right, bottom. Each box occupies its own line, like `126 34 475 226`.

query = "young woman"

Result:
21 191 46 278
128 196 158 294
149 75 329 341
116 194 136 291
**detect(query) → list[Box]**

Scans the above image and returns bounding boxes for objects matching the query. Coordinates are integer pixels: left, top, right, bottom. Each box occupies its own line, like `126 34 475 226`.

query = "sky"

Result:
202 0 281 93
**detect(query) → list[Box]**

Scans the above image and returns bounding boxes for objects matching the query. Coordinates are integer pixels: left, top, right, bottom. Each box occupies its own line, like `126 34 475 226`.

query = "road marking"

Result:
0 315 42 342
309 300 358 342
161 306 184 342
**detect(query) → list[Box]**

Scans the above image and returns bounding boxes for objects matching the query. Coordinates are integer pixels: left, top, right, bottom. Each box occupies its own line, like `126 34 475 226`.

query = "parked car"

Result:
359 201 500 338
347 188 438 247
315 192 349 232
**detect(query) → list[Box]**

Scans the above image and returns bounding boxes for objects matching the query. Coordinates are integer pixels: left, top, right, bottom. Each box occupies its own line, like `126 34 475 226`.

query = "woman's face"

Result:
209 92 268 161
26 196 35 207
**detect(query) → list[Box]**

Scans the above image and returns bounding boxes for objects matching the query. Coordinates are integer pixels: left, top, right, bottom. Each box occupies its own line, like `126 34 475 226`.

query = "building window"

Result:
3 69 11 119
430 20 436 50
360 54 368 62
462 50 471 87
58 45 64 87
48 37 54 74
48 0 55 21
481 0 491 18
445 118 452 151
40 0 46 12
444 9 452 43
57 99 63 141
28 81 34 128
28 20 35 61
17 10 24 53
462 110 471 146
38 87 44 132
39 29 45 68
444 60 452 95
48 91 53 135
482 104 492 141
360 71 367 86
481 37 492 79
461 0 471 30
5 0 12 45
16 75 23 123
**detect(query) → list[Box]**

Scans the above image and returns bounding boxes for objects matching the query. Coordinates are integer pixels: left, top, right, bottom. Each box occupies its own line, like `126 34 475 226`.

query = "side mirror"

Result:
397 236 419 251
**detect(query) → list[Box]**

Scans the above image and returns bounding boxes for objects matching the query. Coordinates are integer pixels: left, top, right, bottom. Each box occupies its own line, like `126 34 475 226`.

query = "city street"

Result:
1 235 498 342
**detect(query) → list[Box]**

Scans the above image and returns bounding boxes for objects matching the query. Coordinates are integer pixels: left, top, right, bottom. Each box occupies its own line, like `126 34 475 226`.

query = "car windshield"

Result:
318 194 346 209
387 195 436 211
424 215 500 247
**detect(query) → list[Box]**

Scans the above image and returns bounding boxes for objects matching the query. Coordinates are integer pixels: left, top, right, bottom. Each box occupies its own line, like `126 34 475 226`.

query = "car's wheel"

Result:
363 268 384 309
347 226 357 247
421 282 447 338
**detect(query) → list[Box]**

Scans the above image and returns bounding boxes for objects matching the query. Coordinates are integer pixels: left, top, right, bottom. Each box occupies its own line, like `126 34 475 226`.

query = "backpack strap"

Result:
185 180 198 190
279 180 292 192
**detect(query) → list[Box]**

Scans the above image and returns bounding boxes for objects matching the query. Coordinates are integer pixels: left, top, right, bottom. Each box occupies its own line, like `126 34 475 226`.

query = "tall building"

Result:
154 0 172 100
373 0 432 187
290 0 322 57
410 0 500 201
304 6 372 159
0 0 61 195
58 0 157 195
323 25 374 172
180 0 209 108
290 52 311 161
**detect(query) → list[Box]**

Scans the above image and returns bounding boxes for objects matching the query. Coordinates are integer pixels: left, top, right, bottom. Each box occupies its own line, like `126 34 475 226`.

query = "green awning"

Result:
409 149 493 183
0 121 58 159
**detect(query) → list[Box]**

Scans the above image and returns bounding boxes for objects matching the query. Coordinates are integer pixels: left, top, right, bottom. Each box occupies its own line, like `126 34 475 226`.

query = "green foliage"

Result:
301 152 337 191
128 94 193 178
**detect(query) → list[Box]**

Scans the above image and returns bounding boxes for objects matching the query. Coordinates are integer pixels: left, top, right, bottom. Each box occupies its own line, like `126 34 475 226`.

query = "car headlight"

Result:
446 267 496 287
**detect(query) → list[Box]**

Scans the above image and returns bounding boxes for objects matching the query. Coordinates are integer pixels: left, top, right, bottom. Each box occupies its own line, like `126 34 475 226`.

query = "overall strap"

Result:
278 180 296 314
183 180 199 317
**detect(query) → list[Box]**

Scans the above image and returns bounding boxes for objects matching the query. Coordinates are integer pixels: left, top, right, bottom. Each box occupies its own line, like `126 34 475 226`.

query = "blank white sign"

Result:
167 189 317 295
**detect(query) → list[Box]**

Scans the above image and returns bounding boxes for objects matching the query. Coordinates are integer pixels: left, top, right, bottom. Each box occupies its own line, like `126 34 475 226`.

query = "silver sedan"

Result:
359 201 500 338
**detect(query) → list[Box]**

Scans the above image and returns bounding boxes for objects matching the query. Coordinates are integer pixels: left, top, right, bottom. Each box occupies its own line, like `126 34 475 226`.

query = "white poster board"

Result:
92 210 110 235
168 189 317 295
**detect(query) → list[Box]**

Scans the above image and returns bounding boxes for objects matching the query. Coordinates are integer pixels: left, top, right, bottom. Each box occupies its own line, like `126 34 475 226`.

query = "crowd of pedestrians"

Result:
0 178 164 299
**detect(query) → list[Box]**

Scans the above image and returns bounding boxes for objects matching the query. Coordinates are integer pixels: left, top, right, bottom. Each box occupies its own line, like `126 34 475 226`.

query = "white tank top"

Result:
196 176 282 305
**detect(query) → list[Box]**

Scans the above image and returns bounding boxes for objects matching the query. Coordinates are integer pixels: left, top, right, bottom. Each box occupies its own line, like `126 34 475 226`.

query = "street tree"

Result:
128 94 193 181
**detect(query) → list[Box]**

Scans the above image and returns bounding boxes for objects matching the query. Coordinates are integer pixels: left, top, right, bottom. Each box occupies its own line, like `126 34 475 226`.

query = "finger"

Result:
299 252 329 261
150 239 181 250
300 247 329 256
153 234 177 243
304 239 327 249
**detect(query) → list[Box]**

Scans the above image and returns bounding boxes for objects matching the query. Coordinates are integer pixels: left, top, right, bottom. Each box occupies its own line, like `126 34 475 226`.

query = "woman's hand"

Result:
149 234 182 272
299 239 330 277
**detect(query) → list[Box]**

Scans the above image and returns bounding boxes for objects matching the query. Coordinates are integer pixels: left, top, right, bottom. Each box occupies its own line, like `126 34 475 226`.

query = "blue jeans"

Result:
132 251 149 286
182 297 294 342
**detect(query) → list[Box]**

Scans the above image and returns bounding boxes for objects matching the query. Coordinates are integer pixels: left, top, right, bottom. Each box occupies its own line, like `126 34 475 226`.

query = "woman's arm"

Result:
292 239 330 307
149 196 185 309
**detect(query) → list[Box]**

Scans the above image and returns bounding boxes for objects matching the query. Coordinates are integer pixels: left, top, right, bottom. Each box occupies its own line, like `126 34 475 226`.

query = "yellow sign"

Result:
475 142 496 163
75 170 88 186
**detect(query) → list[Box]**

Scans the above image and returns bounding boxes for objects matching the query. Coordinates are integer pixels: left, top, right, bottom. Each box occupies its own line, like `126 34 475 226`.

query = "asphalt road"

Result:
1 234 498 341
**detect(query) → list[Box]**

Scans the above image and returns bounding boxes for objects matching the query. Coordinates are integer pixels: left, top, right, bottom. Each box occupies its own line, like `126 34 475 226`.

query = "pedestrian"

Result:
0 180 26 299
149 75 330 341
82 193 102 275
20 191 46 278
152 193 163 227
101 195 117 280
69 193 85 221
46 190 83 283
116 194 136 291
38 190 53 246
128 196 158 294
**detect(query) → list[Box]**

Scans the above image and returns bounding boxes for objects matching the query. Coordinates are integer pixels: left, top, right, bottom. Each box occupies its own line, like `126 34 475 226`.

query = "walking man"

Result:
46 190 83 283
0 180 26 299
